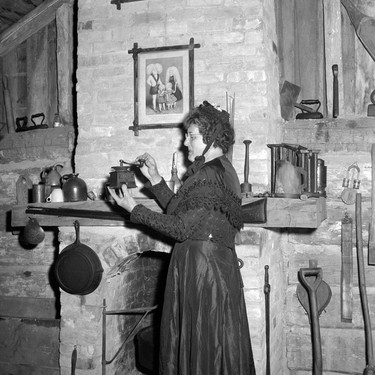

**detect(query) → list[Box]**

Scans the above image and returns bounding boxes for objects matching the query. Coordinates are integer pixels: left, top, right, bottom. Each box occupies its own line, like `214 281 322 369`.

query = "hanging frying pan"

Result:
55 220 103 295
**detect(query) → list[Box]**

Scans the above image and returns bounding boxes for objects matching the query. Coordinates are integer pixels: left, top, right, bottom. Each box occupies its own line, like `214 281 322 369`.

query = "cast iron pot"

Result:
55 220 103 295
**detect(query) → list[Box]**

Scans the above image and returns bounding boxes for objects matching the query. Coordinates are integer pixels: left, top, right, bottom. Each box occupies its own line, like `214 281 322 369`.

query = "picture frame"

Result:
128 38 200 135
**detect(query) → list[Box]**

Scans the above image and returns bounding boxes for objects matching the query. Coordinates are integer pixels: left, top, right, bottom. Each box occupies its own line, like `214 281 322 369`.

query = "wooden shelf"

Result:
11 197 326 229
242 196 326 228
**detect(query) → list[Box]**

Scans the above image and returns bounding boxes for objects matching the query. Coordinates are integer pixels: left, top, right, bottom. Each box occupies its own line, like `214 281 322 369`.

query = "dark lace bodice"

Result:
130 156 243 249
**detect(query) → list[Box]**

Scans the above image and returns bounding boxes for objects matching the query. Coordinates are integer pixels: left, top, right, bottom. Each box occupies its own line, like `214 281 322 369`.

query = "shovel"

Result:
297 260 332 375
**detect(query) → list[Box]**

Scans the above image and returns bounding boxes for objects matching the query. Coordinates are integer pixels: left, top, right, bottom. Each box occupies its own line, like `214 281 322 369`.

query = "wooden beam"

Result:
56 3 74 126
11 197 327 229
0 0 72 57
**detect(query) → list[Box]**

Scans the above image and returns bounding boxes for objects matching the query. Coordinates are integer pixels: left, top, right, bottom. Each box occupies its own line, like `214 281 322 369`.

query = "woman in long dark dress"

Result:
108 101 256 375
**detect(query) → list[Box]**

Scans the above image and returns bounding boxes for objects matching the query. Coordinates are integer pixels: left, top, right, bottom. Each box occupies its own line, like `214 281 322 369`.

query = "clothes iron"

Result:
295 100 323 119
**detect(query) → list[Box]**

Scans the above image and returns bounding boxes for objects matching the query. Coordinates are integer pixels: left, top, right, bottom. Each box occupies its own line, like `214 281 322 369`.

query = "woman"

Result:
108 101 256 375
165 66 183 102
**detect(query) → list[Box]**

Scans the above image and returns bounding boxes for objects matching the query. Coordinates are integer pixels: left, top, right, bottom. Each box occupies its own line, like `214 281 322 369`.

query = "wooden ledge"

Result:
11 197 326 229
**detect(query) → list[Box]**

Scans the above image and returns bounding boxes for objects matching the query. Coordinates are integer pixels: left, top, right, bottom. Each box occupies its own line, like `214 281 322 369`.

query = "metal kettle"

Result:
41 163 63 187
61 173 88 202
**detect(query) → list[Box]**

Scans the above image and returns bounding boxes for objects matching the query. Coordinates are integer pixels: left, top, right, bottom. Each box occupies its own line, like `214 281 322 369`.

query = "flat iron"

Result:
295 99 323 119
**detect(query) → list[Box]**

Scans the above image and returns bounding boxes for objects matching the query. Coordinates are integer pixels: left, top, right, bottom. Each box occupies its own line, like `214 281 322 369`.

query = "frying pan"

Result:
55 220 103 295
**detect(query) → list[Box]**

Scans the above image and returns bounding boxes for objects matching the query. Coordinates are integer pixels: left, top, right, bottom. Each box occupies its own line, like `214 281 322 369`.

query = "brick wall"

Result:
71 0 282 374
57 226 172 374
283 117 374 373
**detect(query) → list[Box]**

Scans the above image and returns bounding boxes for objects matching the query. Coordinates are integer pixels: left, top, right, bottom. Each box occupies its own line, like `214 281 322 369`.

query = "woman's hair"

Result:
183 101 235 154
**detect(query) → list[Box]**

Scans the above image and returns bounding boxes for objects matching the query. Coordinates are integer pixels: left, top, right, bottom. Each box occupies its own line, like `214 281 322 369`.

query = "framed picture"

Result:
128 38 200 135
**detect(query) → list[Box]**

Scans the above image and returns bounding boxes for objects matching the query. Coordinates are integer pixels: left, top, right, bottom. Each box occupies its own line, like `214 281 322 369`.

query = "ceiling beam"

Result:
0 0 72 57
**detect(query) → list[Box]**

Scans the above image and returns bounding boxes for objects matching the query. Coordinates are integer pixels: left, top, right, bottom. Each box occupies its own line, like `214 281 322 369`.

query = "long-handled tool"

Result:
264 265 271 375
297 260 332 375
341 212 353 322
369 144 375 264
355 193 375 374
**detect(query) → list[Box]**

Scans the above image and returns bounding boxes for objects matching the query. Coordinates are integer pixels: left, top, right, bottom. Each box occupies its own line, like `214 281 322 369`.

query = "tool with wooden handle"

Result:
332 65 339 118
264 265 271 375
355 193 375 374
297 260 331 375
369 144 375 265
341 212 353 322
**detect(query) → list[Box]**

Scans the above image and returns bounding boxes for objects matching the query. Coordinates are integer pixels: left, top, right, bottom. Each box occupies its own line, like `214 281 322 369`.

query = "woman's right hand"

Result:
136 153 162 185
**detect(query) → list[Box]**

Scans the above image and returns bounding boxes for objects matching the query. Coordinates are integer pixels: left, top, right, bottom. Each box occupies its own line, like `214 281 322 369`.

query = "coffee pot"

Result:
61 173 88 202
41 164 63 187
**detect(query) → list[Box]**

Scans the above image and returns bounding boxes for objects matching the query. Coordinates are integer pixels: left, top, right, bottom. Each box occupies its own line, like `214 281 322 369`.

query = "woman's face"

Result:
184 124 206 162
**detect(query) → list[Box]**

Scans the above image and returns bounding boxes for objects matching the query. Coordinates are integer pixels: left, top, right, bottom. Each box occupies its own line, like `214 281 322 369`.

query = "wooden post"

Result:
27 26 49 121
56 3 74 127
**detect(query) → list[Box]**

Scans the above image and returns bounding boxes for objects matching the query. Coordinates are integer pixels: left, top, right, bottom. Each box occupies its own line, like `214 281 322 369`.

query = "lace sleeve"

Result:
130 203 208 242
145 178 174 210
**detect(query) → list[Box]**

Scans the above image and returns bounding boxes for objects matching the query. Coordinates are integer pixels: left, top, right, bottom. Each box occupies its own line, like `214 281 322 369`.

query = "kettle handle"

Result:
61 173 79 184
61 174 72 184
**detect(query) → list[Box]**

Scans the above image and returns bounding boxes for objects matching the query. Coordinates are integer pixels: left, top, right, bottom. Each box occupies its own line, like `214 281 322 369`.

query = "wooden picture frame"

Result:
128 38 200 135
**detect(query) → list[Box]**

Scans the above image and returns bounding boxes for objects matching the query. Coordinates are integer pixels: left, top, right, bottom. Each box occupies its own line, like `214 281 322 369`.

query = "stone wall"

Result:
0 127 74 374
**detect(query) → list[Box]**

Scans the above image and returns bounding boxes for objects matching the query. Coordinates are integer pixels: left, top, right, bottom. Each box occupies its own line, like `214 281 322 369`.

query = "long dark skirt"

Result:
159 239 256 375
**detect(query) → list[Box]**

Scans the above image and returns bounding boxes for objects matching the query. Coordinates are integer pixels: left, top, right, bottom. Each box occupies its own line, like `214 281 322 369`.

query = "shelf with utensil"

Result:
11 196 326 229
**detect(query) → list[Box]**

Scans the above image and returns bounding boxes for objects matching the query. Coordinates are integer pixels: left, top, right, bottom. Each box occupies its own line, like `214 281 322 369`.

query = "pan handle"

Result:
73 220 80 244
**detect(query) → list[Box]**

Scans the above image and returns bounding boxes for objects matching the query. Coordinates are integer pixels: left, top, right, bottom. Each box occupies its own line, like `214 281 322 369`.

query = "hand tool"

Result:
355 193 375 374
279 80 301 121
332 65 339 118
369 144 375 264
264 265 271 375
341 212 353 322
267 144 282 194
297 260 331 375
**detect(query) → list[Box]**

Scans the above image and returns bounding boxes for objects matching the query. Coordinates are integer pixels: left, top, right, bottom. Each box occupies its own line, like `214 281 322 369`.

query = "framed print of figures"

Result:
128 38 200 135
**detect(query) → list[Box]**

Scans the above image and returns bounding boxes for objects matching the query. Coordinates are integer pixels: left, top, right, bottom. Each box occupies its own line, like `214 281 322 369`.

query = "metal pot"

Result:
62 173 88 202
54 220 103 295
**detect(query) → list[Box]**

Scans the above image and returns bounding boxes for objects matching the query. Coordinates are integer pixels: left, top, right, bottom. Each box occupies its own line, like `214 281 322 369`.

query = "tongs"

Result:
119 159 145 167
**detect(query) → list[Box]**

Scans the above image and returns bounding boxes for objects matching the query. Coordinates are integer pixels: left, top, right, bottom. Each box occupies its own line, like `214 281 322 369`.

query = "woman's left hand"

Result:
107 184 137 213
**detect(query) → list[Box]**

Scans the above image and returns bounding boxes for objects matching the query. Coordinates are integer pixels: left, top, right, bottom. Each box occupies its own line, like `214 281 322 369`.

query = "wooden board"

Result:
0 0 71 57
11 197 327 229
0 296 57 319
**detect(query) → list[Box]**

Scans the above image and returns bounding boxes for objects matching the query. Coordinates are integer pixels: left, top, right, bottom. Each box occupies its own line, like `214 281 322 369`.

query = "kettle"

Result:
41 164 63 187
61 173 88 202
